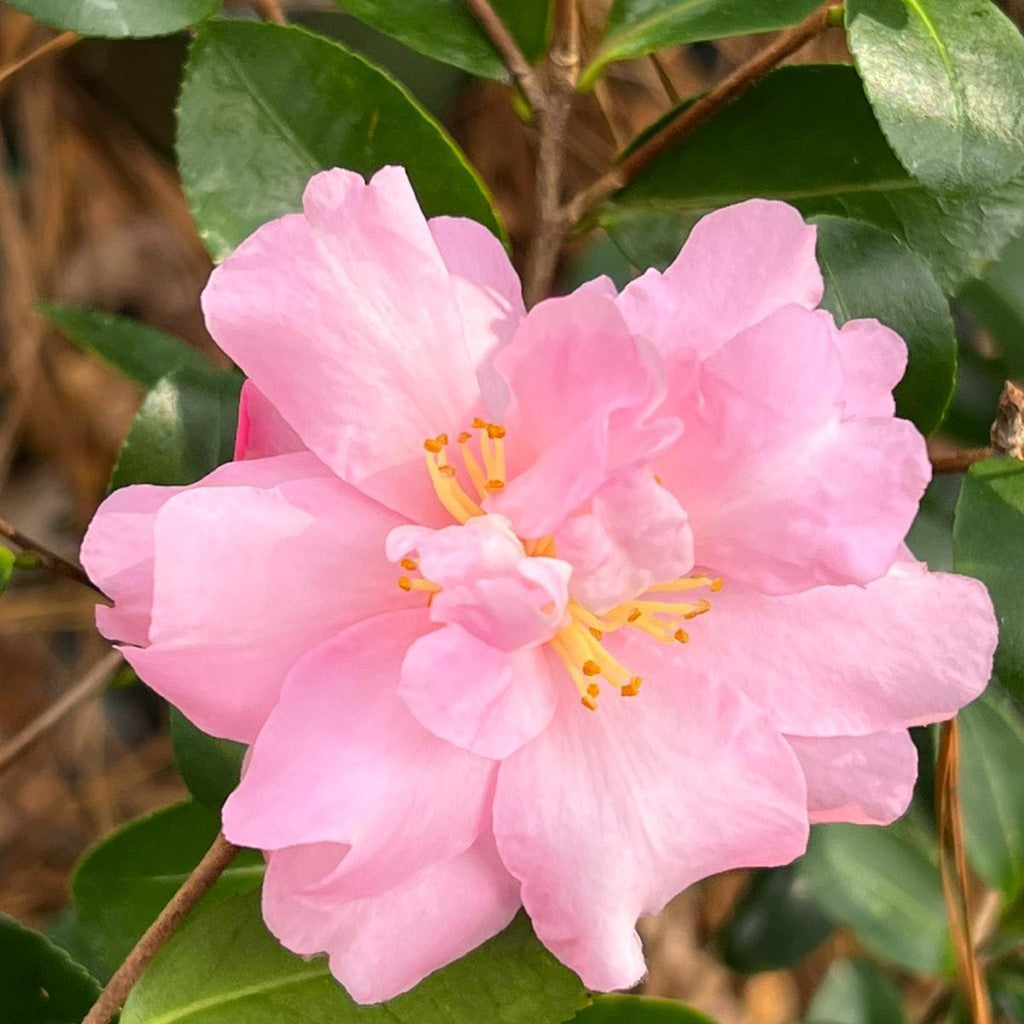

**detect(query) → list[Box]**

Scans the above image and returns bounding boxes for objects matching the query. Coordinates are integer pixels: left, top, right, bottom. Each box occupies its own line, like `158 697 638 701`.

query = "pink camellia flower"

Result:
82 166 996 1002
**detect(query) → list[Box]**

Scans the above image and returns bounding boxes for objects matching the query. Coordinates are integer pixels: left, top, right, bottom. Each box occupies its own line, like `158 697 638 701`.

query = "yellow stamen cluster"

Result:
420 420 509 524
402 424 724 713
551 572 723 710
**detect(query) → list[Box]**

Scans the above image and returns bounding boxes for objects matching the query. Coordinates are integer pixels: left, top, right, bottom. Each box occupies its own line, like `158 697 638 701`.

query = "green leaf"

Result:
846 0 1024 195
604 65 1024 292
170 708 245 812
109 367 242 490
178 21 503 263
4 0 218 38
121 892 587 1024
954 458 1024 702
571 994 716 1024
338 0 551 79
72 801 264 969
41 303 213 390
0 914 100 1024
0 546 14 595
814 215 957 435
718 863 833 973
800 819 952 974
804 958 907 1024
583 0 821 88
958 686 1024 899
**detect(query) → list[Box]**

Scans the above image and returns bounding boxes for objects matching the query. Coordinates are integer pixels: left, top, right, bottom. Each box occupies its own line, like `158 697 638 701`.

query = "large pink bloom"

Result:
82 167 996 1002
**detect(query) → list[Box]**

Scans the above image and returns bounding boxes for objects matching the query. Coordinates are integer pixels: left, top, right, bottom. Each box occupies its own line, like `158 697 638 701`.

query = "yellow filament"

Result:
457 434 488 498
423 442 484 524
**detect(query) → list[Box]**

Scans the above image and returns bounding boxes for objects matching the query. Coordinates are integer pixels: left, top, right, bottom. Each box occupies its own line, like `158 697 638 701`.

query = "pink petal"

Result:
833 317 907 419
262 834 520 1003
657 305 929 592
233 380 307 460
83 483 184 647
428 216 525 416
202 167 486 523
493 634 809 991
489 289 677 539
222 610 496 900
685 560 996 737
618 200 822 363
555 469 694 614
787 731 918 826
128 462 407 742
399 625 557 759
82 452 330 649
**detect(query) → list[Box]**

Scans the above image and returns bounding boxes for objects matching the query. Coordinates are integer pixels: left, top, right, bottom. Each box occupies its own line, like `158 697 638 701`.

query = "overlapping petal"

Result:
223 610 496 900
262 834 519 1004
685 559 995 737
202 167 502 522
489 289 678 539
121 456 405 743
493 635 809 991
787 731 918 825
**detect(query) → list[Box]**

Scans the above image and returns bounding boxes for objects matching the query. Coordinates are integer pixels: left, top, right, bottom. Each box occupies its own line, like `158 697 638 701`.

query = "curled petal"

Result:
263 834 520 1004
788 731 918 825
493 635 808 991
223 610 496 899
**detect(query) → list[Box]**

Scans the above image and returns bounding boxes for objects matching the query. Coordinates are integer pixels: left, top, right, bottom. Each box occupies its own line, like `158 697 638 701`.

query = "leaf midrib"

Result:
135 966 328 1024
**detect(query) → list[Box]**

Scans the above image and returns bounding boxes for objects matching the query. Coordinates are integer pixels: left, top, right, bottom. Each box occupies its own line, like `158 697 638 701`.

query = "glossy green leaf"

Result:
121 892 587 1024
109 367 241 490
583 0 821 88
954 458 1024 702
0 546 14 595
4 0 218 37
814 215 957 435
718 863 833 973
338 0 550 79
178 21 502 263
958 232 1024 380
170 708 245 811
72 801 264 968
604 65 1024 292
958 686 1024 898
804 958 906 1024
41 303 212 390
571 994 715 1024
0 914 100 1024
800 819 951 974
846 0 1024 195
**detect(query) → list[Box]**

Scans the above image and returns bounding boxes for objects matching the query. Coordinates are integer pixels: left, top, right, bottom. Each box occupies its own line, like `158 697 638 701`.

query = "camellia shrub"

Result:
2 2 1024 1024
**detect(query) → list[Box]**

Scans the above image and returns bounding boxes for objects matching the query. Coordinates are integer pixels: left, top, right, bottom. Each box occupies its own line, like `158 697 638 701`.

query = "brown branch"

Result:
521 0 580 306
563 2 841 226
463 0 546 111
0 30 78 91
82 833 240 1024
0 649 122 775
250 0 287 25
930 447 995 474
936 719 993 1024
0 515 99 591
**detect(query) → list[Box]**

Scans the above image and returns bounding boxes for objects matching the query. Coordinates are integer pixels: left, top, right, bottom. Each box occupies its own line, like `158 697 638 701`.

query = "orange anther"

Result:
582 660 601 676
457 431 472 443
586 682 600 698
674 629 690 643
398 576 413 591
400 557 418 571
485 479 505 491
486 423 506 439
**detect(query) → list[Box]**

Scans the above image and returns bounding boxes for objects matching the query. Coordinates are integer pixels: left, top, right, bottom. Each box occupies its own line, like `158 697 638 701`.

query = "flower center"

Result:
399 423 722 712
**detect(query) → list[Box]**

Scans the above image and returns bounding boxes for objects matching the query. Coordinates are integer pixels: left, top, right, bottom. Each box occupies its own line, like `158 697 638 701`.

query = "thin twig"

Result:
521 0 580 306
0 515 99 591
0 649 121 775
0 30 78 90
82 833 240 1024
647 52 681 105
563 2 840 226
463 0 546 111
250 0 287 25
930 447 995 474
936 719 993 1024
